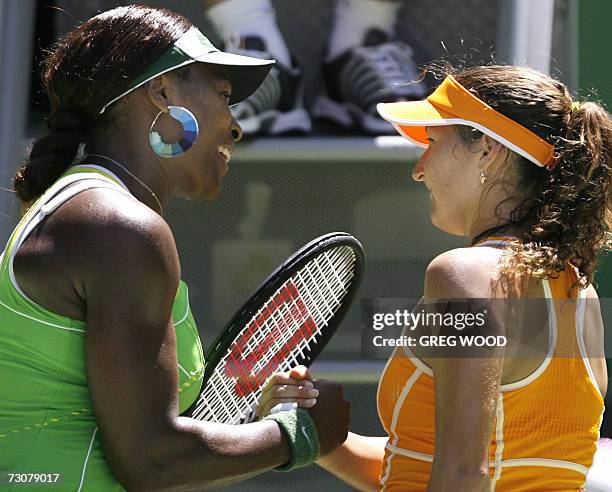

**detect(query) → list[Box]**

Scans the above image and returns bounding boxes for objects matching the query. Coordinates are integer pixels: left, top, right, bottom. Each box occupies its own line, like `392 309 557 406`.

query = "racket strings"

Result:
198 247 356 422
194 248 355 422
192 245 357 423
245 247 353 371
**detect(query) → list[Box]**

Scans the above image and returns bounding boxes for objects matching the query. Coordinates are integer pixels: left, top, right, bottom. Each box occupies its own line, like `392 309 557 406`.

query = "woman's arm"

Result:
316 433 388 492
74 192 349 490
259 369 386 492
423 250 505 491
315 249 503 492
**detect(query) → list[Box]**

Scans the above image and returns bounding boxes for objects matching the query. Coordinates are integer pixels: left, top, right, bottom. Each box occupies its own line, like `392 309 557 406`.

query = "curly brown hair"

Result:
430 64 612 289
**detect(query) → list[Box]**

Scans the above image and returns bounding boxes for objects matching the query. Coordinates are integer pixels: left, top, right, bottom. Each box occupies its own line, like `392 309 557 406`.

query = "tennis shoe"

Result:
313 29 425 135
225 36 311 137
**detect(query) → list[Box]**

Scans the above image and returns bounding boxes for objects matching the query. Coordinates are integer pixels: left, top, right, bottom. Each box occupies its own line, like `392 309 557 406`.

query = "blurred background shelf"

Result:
18 135 424 165
233 136 422 163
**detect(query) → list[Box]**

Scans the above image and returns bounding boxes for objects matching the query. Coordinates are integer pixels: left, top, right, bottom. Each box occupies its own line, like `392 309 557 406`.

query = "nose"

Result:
231 117 243 143
412 157 425 182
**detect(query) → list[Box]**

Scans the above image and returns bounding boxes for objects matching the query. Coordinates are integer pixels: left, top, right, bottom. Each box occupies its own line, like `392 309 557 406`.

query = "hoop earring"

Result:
149 106 199 158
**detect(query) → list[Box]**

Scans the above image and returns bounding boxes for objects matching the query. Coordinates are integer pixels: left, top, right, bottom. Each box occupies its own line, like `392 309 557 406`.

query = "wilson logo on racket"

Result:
223 281 316 397
188 233 363 424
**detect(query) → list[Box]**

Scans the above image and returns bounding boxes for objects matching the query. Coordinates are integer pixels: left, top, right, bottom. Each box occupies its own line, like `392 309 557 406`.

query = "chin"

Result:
201 185 220 202
196 176 221 201
181 184 220 202
205 190 220 202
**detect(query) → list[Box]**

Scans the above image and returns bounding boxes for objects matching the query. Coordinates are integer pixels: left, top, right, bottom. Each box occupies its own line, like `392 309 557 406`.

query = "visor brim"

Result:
376 100 457 147
195 51 275 105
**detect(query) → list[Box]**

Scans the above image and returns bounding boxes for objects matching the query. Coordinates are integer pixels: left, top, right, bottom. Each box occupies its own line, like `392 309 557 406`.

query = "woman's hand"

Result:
257 365 350 457
257 365 319 418
307 379 350 456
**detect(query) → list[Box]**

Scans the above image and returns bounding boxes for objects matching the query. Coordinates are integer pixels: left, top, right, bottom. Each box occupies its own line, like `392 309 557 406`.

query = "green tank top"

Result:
0 165 205 491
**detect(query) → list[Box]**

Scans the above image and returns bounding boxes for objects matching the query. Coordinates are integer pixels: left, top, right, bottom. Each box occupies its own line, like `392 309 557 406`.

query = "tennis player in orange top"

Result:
261 64 611 491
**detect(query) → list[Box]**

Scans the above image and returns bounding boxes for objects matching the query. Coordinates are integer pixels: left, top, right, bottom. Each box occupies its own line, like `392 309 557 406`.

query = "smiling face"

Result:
411 125 485 236
151 63 242 201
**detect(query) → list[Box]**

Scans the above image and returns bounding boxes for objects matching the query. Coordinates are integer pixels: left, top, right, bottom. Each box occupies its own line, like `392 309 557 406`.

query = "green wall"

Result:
577 0 612 296
577 0 612 107
577 0 612 435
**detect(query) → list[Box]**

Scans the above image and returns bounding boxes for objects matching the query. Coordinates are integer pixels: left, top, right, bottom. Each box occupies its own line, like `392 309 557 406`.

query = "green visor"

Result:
99 27 275 114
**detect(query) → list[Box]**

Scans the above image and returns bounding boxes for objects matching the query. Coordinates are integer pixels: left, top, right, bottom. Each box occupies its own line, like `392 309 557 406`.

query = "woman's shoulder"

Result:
13 186 179 321
41 186 179 280
52 185 172 243
425 246 503 298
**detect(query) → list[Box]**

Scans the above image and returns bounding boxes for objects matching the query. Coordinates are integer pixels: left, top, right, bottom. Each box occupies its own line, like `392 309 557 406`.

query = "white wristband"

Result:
270 401 298 415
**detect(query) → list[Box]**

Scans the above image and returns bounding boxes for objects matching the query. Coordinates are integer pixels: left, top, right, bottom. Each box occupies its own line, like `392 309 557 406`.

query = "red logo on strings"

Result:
223 281 317 397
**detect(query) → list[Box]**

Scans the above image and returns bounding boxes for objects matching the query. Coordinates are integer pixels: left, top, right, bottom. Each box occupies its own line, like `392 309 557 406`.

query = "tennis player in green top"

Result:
0 5 349 490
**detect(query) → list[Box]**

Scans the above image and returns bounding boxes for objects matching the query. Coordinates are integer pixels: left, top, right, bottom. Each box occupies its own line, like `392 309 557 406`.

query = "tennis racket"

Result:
185 232 364 424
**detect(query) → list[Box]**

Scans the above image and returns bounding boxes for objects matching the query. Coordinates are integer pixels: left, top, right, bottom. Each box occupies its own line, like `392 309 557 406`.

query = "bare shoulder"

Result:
425 246 502 298
584 283 599 300
45 186 180 286
583 283 604 338
14 186 180 321
582 284 603 334
63 186 169 231
582 283 608 397
52 187 174 250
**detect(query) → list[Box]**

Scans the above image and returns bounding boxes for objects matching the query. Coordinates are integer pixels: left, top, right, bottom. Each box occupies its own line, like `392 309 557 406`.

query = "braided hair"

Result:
15 5 193 203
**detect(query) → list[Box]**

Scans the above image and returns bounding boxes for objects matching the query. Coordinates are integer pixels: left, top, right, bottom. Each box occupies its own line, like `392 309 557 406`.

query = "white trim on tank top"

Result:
575 287 606 402
4 171 133 331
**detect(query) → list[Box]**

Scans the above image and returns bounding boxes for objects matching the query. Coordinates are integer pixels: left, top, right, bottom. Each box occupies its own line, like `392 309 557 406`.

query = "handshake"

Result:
257 366 350 462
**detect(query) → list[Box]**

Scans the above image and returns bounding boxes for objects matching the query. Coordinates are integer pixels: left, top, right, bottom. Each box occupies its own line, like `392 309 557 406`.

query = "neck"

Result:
468 224 522 246
466 193 526 246
85 112 175 214
82 147 171 215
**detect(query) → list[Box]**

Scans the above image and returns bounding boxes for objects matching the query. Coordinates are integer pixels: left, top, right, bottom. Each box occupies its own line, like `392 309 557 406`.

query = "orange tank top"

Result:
376 240 605 491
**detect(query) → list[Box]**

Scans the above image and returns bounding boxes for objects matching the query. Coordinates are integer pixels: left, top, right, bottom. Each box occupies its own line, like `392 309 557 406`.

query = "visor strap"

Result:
99 59 195 114
428 76 555 168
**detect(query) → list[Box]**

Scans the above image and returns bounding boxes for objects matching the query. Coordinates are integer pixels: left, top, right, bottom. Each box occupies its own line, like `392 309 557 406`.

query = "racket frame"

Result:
184 232 364 420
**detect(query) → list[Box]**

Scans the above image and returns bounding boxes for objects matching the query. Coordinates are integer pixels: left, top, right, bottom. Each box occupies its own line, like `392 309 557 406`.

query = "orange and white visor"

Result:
377 75 555 168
